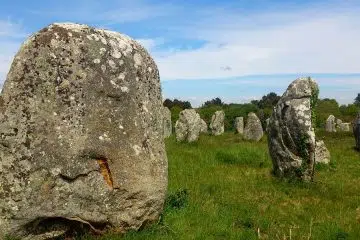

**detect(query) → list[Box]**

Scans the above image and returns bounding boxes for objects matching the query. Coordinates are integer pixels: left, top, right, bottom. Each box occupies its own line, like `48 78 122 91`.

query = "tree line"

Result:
164 93 360 131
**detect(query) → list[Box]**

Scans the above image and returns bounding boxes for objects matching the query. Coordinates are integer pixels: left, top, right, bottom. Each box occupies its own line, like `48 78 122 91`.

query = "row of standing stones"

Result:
325 115 352 132
0 23 359 239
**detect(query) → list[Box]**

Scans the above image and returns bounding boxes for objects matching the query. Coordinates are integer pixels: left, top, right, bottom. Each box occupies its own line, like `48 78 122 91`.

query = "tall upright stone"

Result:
163 106 172 138
175 109 201 142
0 23 168 239
325 115 336 132
234 117 244 134
200 119 208 133
354 113 360 151
243 112 263 141
267 77 319 181
209 110 225 136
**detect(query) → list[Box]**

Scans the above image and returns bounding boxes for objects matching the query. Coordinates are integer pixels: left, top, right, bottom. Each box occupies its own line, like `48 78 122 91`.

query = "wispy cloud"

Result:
152 3 360 80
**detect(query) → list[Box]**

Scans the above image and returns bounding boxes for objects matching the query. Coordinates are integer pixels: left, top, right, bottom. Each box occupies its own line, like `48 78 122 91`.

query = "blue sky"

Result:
1 0 360 106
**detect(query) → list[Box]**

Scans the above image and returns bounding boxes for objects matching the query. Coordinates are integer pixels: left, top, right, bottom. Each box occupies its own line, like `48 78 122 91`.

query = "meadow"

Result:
80 130 360 240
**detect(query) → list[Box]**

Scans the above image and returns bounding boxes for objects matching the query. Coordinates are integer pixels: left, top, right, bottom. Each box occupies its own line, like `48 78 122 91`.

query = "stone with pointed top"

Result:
315 140 331 164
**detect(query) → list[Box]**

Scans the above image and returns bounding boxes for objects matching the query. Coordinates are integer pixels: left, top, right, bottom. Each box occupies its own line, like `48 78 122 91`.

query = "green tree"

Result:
354 93 360 106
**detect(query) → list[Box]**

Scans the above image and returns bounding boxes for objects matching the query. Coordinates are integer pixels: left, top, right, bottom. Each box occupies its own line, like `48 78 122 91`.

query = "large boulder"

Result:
209 110 225 136
243 113 263 141
0 23 168 239
234 117 244 134
175 109 201 142
163 107 172 138
354 113 360 151
200 119 208 133
325 115 336 132
267 77 319 181
315 140 331 164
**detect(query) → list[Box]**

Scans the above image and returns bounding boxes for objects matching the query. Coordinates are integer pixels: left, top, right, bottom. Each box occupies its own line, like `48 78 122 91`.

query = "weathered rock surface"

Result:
336 118 343 127
200 119 208 133
163 107 172 138
243 113 263 141
0 23 168 238
209 110 225 136
234 117 244 134
267 77 319 181
175 109 201 142
354 113 360 151
315 140 331 164
339 123 351 132
326 115 336 132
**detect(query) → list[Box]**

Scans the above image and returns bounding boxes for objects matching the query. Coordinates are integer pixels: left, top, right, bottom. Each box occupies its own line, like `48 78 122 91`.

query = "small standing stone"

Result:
234 117 244 134
325 115 336 132
315 140 331 164
209 110 225 136
200 119 208 133
243 112 263 141
175 109 201 142
163 106 172 138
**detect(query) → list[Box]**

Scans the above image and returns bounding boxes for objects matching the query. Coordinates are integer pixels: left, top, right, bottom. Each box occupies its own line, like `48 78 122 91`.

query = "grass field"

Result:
60 132 360 239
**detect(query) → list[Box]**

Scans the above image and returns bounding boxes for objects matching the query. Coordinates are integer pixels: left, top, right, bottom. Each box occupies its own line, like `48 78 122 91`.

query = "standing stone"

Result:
175 109 201 142
209 110 225 136
265 118 270 133
267 77 319 181
325 115 336 132
0 23 168 239
243 112 263 141
339 123 351 132
200 119 208 133
336 118 343 128
354 113 360 151
315 140 331 164
234 117 244 134
163 107 172 138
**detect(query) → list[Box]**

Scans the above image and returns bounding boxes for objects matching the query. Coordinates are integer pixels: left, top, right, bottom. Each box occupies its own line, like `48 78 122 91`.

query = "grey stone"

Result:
244 112 263 141
200 119 208 133
234 117 244 134
336 118 343 127
339 123 351 132
209 110 225 136
0 23 168 238
354 113 360 151
315 140 331 164
267 77 318 181
175 109 201 142
163 107 172 138
265 118 270 133
325 115 336 132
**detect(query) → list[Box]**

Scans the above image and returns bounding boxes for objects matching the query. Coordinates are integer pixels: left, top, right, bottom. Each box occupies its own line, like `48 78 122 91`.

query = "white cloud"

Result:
135 38 164 51
153 5 360 81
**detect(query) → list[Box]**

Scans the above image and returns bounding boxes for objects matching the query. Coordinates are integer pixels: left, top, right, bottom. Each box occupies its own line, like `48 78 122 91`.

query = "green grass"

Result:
60 132 360 239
